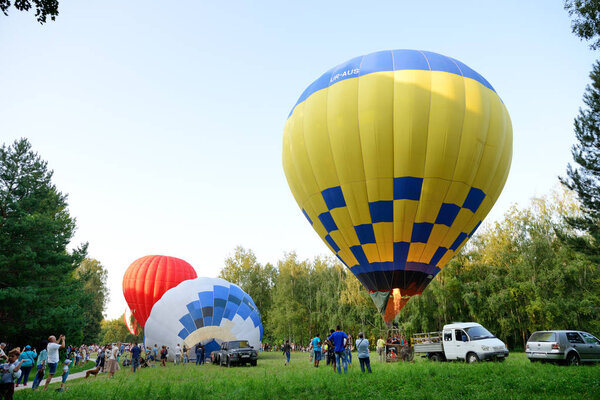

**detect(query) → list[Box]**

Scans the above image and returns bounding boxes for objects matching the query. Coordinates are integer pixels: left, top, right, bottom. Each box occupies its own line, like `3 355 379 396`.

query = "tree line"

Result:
217 189 599 349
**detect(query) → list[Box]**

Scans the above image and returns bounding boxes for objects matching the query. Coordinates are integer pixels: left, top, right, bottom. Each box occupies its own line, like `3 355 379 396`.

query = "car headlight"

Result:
481 346 490 351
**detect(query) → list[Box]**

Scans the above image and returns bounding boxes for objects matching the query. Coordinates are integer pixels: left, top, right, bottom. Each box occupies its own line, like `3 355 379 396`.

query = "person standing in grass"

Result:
328 325 348 374
107 344 120 378
56 359 70 392
182 345 188 364
160 346 168 367
345 333 353 368
195 344 204 366
174 344 181 365
16 345 36 387
130 343 141 373
152 344 158 362
1 348 24 399
31 340 47 390
376 336 386 362
43 334 65 391
311 334 321 368
356 332 372 373
282 340 291 366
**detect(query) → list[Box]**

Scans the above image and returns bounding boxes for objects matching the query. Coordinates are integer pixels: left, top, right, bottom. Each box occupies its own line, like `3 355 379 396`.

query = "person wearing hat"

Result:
56 359 71 392
16 345 36 387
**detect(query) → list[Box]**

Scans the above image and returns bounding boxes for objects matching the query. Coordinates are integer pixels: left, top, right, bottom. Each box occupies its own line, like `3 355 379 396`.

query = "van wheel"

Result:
430 354 442 362
466 353 479 363
566 353 580 366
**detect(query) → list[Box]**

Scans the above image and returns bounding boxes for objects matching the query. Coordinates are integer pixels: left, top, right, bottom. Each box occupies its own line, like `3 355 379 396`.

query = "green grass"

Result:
14 352 599 399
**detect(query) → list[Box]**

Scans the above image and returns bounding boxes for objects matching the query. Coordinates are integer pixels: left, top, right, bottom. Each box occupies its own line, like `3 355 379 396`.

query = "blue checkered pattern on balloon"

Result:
176 283 263 342
304 177 484 289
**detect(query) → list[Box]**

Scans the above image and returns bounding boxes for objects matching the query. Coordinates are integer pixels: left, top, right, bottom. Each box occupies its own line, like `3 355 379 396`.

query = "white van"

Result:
413 322 509 363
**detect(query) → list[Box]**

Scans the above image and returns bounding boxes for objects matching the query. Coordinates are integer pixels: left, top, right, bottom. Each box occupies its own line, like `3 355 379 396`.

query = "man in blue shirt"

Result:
311 334 321 368
130 343 141 373
328 325 348 374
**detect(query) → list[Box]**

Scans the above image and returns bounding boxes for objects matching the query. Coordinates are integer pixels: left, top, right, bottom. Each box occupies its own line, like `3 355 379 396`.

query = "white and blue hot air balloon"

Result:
144 277 263 360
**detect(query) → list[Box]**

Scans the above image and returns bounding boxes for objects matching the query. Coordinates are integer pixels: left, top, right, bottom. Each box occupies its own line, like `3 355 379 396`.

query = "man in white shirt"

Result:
43 334 65 390
174 344 181 365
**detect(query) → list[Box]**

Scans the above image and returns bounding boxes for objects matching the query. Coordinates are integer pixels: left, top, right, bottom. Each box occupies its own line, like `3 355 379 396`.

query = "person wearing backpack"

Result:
160 346 168 367
355 332 371 373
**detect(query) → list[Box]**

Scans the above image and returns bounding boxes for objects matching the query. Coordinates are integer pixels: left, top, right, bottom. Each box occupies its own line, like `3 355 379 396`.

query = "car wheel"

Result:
566 352 580 366
467 353 479 363
430 354 442 362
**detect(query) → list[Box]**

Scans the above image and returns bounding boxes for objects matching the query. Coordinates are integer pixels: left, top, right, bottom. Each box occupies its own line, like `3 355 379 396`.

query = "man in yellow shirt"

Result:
376 337 386 362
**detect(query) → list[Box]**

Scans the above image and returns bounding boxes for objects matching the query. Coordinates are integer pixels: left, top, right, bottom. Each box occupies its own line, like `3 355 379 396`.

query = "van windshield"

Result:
465 326 495 340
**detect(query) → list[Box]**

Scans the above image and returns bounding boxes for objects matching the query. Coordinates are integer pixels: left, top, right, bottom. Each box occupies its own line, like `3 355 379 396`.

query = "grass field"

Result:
14 351 599 399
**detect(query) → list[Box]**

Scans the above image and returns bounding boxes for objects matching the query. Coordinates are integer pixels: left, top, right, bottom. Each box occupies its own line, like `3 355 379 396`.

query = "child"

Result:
56 359 71 392
0 349 24 399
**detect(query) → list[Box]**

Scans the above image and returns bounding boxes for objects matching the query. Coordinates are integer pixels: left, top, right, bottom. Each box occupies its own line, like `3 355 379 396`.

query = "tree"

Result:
99 316 143 344
0 0 58 24
565 0 600 49
0 138 87 346
560 61 600 261
219 246 277 327
75 258 109 343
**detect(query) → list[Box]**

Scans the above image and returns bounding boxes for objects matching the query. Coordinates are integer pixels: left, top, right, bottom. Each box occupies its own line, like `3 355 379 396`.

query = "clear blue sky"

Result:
1 0 596 319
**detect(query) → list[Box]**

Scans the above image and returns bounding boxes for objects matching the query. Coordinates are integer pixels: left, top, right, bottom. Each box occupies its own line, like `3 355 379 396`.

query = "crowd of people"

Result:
0 336 212 398
0 328 409 397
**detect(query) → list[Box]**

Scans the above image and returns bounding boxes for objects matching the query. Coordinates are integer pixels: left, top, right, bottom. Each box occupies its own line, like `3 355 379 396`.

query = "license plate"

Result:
533 353 547 357
242 355 249 358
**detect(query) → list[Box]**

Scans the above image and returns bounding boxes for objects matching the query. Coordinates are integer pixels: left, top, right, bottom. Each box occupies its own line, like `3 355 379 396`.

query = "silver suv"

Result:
526 330 600 365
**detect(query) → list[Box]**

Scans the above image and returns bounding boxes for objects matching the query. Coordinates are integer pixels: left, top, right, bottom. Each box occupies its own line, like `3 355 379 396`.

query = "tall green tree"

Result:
75 258 109 343
219 246 277 327
560 61 600 261
565 0 600 49
0 138 87 346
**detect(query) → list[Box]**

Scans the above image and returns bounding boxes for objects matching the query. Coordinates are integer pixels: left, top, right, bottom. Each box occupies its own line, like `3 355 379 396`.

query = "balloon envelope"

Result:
282 49 512 321
122 255 198 327
144 277 263 359
124 308 138 335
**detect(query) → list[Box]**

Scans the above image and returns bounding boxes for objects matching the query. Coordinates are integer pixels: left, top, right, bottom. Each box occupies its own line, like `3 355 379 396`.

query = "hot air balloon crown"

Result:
283 49 512 323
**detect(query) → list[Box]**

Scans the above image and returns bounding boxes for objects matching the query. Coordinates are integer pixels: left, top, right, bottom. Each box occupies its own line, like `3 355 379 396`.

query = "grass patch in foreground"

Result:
15 352 599 399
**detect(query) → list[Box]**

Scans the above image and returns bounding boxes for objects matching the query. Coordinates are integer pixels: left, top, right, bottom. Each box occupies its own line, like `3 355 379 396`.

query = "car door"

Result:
565 332 586 360
445 329 467 360
579 332 600 361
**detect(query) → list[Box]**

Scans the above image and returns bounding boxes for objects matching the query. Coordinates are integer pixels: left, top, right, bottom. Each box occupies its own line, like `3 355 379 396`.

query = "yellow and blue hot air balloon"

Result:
282 50 512 323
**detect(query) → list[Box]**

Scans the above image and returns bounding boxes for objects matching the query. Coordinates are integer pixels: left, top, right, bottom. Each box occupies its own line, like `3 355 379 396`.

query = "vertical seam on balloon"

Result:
355 54 390 291
428 58 468 266
411 50 433 282
390 49 401 293
323 68 376 289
